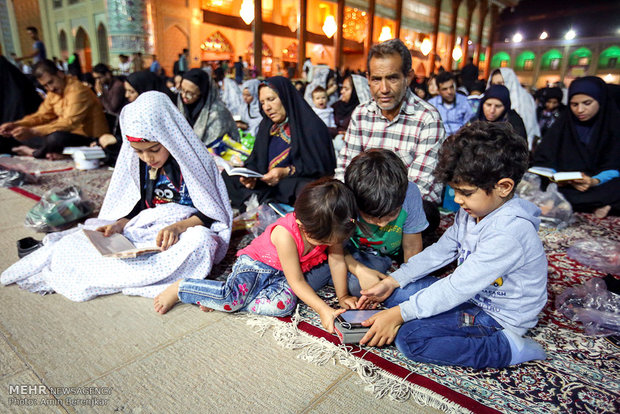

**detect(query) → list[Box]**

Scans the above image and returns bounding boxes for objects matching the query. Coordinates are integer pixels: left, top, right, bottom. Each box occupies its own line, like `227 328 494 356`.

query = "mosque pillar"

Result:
429 0 442 75
460 0 477 68
587 44 600 76
253 0 263 75
106 0 148 56
474 0 488 67
334 0 345 70
297 0 307 77
364 0 376 61
483 3 499 79
532 47 543 88
394 0 403 40
446 0 463 70
559 44 571 84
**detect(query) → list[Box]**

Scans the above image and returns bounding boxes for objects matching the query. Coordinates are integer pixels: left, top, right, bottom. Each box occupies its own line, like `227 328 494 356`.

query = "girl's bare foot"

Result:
594 205 611 219
11 145 35 157
154 281 181 314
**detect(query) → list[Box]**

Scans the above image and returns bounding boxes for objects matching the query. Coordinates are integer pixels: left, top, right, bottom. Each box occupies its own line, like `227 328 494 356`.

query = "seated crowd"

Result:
0 38 618 371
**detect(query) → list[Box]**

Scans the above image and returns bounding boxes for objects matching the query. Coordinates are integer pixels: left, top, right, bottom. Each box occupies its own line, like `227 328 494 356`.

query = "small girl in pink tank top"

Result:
154 178 359 332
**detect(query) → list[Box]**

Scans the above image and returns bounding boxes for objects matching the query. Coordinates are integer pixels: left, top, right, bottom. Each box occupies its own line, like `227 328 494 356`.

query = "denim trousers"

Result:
389 276 512 369
178 255 297 317
304 244 393 297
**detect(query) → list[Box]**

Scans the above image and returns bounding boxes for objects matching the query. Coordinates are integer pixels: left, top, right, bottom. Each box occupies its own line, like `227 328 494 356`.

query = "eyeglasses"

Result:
181 90 199 99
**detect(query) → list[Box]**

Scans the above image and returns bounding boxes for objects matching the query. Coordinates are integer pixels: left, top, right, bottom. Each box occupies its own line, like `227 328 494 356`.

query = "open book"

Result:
211 154 263 178
83 229 161 258
528 167 583 182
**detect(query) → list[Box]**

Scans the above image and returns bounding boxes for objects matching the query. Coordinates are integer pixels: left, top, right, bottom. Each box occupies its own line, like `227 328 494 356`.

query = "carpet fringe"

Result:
239 310 473 414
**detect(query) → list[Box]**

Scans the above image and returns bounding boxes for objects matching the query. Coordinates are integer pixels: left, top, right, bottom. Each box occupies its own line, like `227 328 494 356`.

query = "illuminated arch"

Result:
490 51 510 69
540 49 563 70
515 50 535 71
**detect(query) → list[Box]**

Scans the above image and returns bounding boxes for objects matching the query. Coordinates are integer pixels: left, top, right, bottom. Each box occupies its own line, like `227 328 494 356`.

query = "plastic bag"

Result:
210 134 253 165
0 168 37 187
230 195 279 237
25 186 93 232
556 278 620 336
567 238 620 274
517 173 573 228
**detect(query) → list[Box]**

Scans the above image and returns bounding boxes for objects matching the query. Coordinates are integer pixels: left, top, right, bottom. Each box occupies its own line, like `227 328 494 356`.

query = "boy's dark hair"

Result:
345 149 408 217
33 59 59 79
435 71 454 87
26 26 38 34
367 38 411 77
434 121 529 194
294 178 358 242
92 63 111 75
312 86 326 96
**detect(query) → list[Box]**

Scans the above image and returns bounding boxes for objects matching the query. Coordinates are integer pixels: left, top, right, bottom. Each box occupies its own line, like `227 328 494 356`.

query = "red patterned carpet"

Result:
280 213 620 413
3 156 619 412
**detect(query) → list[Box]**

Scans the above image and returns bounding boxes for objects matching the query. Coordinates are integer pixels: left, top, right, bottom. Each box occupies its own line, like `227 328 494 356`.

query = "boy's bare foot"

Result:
594 205 611 219
11 145 35 157
154 281 181 314
356 267 385 291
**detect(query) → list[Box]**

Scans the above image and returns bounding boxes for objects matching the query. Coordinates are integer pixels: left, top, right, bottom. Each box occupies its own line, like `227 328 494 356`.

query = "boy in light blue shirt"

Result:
359 122 547 369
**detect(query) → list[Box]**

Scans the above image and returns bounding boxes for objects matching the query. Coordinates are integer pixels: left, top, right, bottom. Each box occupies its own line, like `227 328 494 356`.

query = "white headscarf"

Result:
236 79 262 137
487 68 540 148
100 91 232 243
351 74 371 105
220 77 244 113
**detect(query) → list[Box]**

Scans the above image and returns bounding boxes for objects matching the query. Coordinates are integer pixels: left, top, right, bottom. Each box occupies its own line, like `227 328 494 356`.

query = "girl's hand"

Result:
569 174 597 192
260 167 288 187
240 176 257 189
156 224 182 251
359 306 404 347
96 219 128 237
318 307 346 333
338 295 359 310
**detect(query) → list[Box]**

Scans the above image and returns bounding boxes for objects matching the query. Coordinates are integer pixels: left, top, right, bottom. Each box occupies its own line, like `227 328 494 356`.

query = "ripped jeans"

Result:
178 255 296 317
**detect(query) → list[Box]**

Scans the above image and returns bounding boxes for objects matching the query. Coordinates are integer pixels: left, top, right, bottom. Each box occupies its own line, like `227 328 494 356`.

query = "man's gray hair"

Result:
367 39 412 77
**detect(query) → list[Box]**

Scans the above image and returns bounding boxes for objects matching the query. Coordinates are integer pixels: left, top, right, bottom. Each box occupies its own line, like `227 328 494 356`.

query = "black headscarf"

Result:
181 69 211 127
473 84 511 121
0 56 42 123
472 84 527 142
245 76 336 177
534 76 620 174
126 70 175 103
332 75 360 120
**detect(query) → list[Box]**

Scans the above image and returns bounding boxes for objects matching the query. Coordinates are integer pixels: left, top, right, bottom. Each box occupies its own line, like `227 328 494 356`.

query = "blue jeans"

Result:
304 244 393 297
178 255 296 317
389 276 512 369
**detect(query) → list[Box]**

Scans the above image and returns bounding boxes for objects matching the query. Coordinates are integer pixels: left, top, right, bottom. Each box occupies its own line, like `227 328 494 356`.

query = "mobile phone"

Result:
336 310 380 329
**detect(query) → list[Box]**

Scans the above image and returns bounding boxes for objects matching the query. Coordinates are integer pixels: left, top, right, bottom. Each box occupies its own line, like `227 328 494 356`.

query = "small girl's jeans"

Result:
178 255 296 317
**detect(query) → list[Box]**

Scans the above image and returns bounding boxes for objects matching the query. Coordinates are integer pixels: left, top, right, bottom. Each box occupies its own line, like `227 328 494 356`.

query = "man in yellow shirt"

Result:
0 59 108 159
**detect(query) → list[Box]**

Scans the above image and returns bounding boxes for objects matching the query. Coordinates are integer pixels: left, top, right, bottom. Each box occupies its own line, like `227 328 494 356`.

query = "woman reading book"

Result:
1 91 233 301
533 76 620 218
222 76 336 210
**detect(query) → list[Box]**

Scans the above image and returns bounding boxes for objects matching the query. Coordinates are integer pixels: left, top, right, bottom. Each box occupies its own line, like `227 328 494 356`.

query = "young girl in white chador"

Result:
1 91 232 301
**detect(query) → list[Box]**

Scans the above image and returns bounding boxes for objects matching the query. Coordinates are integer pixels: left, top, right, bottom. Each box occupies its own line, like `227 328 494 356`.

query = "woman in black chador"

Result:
223 76 336 210
533 76 620 218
